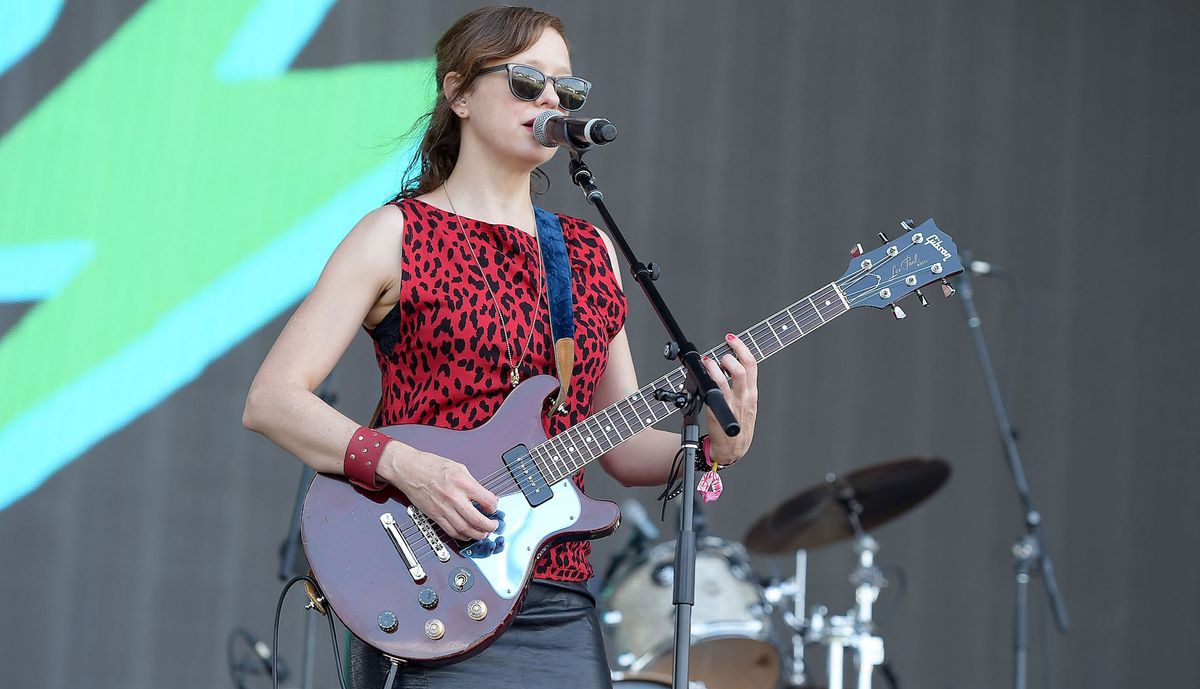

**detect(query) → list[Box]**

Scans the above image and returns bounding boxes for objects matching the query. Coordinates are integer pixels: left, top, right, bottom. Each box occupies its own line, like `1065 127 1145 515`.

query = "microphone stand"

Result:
565 149 740 689
956 254 1069 689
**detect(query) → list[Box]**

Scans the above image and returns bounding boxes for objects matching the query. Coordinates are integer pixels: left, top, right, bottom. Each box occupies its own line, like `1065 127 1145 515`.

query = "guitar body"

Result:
301 375 620 664
300 218 963 665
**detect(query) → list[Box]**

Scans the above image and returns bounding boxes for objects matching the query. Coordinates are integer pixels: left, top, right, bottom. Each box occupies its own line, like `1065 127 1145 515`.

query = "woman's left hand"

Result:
701 333 759 466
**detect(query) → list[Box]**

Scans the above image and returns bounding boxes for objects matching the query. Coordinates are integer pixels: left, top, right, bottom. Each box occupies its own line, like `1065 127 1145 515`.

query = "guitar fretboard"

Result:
529 282 849 483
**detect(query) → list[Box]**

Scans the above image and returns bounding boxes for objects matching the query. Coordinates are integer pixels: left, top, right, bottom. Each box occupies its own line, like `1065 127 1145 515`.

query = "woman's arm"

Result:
242 204 499 541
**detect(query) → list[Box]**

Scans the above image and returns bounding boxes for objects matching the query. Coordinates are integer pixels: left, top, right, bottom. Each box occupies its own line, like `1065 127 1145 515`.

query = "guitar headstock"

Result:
837 219 963 316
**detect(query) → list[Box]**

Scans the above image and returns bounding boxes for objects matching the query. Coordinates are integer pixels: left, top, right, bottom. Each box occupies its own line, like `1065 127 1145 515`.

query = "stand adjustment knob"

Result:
663 341 680 360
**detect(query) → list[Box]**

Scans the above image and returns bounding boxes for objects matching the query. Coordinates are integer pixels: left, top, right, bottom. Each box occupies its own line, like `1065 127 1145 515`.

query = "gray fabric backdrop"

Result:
2 1 1198 687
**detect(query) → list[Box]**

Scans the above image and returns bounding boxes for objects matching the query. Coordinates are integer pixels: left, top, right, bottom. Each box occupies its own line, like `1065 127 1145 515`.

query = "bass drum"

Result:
600 537 780 689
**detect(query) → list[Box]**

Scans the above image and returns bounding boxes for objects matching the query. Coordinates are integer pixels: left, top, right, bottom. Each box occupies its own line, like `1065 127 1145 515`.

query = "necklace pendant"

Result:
510 368 521 387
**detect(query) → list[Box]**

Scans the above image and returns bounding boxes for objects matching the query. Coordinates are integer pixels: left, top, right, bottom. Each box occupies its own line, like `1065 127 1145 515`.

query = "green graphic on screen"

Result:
0 0 432 509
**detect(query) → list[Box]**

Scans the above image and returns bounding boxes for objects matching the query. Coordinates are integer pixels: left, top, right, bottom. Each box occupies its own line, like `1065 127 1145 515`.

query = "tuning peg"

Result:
889 304 907 320
850 243 864 257
915 289 929 307
900 219 915 232
877 232 890 244
940 278 956 298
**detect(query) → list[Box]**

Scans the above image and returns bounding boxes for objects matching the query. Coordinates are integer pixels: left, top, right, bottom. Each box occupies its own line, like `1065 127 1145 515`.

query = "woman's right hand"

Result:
377 443 500 542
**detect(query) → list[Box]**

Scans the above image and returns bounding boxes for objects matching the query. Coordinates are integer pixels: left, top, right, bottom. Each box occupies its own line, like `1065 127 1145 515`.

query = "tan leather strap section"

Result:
551 337 575 414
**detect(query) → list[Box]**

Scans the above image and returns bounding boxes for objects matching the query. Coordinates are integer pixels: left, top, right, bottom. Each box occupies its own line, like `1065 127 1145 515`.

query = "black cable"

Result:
877 660 901 689
655 447 688 521
226 627 252 689
273 574 349 689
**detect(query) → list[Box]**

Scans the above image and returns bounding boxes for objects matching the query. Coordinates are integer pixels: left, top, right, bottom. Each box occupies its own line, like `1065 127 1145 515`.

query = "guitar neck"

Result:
532 282 850 483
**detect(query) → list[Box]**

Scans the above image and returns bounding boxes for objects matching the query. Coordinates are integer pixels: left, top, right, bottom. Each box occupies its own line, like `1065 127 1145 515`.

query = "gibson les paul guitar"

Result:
301 219 963 664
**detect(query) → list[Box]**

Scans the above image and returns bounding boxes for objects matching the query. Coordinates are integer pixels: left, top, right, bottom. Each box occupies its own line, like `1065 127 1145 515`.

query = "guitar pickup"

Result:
379 512 426 583
502 444 552 507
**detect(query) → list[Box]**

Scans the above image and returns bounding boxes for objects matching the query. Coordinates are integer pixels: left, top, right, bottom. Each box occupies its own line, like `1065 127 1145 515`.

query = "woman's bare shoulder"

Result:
351 202 406 245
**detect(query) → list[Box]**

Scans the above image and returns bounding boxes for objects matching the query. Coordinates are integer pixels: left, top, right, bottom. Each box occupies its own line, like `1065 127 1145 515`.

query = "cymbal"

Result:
744 456 950 554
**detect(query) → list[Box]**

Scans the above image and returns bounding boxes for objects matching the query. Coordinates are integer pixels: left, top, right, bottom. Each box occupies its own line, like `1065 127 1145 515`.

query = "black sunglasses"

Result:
477 63 591 112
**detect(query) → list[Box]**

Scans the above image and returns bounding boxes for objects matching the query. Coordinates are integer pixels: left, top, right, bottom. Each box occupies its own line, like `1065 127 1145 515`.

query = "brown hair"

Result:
391 6 568 201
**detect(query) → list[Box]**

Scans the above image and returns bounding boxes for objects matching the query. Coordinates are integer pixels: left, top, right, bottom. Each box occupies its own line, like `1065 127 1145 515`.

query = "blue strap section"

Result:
534 207 575 343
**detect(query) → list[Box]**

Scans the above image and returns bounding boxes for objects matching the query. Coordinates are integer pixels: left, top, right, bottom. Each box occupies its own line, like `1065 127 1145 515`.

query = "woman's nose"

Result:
535 78 561 110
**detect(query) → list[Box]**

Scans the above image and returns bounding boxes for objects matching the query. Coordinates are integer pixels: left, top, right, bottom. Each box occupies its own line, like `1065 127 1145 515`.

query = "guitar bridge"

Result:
408 506 451 562
379 513 426 583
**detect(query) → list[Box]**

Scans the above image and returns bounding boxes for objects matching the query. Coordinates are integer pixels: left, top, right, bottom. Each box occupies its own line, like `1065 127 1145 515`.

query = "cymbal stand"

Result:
818 487 888 689
767 550 810 687
791 548 808 686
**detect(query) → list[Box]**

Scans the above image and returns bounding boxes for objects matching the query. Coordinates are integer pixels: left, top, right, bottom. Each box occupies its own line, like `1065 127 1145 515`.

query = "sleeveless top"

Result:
368 197 628 581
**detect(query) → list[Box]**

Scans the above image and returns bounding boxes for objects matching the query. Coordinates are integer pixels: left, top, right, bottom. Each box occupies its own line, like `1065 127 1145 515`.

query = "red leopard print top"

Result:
368 197 627 581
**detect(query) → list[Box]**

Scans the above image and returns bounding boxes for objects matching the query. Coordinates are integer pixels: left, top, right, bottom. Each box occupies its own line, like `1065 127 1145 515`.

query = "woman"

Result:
242 6 759 688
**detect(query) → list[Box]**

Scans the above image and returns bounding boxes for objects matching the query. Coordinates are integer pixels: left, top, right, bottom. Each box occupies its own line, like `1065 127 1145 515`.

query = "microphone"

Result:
532 110 618 150
621 498 660 541
968 259 1008 277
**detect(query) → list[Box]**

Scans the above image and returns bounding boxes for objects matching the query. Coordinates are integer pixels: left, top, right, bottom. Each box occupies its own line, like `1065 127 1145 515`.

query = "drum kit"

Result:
601 456 951 689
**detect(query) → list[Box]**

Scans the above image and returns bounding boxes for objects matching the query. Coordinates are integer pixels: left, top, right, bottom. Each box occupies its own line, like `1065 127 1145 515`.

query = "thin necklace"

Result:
444 184 546 388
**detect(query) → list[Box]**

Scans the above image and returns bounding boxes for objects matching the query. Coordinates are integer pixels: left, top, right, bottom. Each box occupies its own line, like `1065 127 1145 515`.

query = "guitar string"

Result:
399 266 877 513
396 243 944 558
404 285 838 506
398 281 926 561
412 300 831 505
397 302 835 560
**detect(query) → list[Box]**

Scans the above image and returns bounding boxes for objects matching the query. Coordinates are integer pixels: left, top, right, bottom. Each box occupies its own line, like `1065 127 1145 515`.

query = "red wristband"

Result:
695 434 729 472
344 426 391 490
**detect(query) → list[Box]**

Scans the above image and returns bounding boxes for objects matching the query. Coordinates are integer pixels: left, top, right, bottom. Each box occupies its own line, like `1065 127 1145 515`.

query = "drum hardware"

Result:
803 531 888 689
747 457 951 689
764 535 887 689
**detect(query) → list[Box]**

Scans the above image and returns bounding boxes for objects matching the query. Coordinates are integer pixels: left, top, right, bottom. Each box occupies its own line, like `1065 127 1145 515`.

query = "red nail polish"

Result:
726 333 736 341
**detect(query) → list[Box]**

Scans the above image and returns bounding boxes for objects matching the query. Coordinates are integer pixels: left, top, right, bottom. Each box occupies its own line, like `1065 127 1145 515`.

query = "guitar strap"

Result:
533 207 576 414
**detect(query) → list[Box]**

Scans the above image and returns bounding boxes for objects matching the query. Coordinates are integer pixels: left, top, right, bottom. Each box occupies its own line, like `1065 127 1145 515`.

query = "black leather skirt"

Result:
348 579 612 689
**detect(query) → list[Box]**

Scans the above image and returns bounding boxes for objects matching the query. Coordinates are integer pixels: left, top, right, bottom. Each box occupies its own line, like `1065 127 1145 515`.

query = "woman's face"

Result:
460 28 575 169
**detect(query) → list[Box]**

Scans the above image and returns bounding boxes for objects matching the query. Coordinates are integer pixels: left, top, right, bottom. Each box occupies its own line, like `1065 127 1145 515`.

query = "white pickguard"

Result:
468 478 580 598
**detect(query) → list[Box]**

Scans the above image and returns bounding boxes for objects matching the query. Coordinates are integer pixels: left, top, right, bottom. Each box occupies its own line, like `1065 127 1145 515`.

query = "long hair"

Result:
391 6 568 201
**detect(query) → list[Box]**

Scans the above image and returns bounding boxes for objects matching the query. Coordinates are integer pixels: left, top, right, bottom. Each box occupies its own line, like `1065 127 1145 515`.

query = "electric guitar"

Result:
301 219 963 664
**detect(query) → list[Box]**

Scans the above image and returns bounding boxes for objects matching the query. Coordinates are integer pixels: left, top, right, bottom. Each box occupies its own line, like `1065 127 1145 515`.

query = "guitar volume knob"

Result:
418 587 439 609
377 611 398 634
